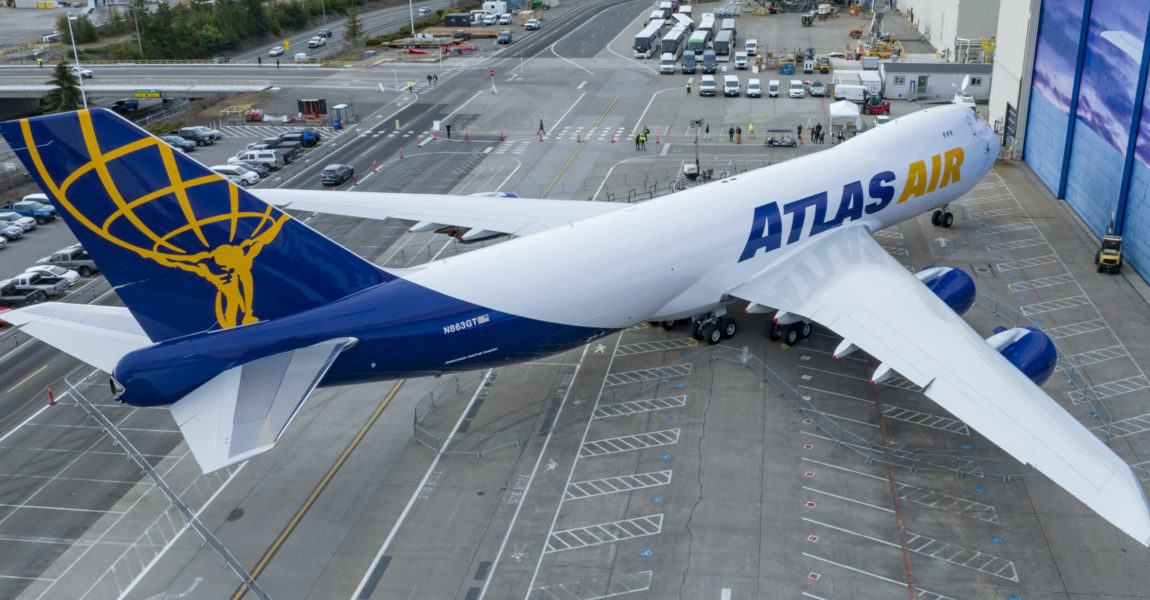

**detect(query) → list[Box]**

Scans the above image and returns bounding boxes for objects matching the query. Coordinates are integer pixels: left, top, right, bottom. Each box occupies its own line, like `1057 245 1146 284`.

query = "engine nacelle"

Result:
916 266 975 315
985 326 1057 385
468 191 520 198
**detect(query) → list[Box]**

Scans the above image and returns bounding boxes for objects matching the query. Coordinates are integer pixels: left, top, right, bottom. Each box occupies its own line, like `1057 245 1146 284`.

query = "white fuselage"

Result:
401 105 998 328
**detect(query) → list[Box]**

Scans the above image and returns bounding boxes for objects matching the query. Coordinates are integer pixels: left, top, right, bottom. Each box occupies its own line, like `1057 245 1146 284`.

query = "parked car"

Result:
0 223 23 241
499 12 512 24
210 164 260 186
111 98 138 112
497 29 513 44
68 65 93 79
269 45 285 56
12 194 57 223
160 135 196 152
320 164 354 186
524 18 540 30
174 126 221 145
483 13 497 25
229 149 288 169
307 36 326 48
25 265 80 286
277 130 319 148
286 126 323 143
788 79 805 98
809 81 826 96
37 244 99 277
0 237 7 251
452 30 471 41
229 159 270 177
0 211 36 232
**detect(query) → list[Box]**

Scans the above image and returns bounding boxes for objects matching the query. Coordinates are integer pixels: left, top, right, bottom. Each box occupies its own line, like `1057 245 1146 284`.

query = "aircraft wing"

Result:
730 224 1150 545
255 189 624 238
169 337 357 472
2 304 150 373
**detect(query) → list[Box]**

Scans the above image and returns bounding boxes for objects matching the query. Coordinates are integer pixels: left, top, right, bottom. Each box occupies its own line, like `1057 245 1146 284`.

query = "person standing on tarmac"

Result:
728 126 735 143
748 122 755 138
686 81 691 94
797 123 803 145
408 80 415 93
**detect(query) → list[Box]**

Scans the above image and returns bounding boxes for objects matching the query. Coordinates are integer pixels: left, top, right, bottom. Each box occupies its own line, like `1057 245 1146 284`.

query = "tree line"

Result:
68 0 372 60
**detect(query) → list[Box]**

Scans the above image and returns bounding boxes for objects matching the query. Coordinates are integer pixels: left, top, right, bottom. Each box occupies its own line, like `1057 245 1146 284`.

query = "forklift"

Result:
1096 233 1123 274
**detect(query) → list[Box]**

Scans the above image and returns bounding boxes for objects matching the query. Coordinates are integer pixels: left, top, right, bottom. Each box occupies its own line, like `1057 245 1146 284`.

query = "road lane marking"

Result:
6 364 47 393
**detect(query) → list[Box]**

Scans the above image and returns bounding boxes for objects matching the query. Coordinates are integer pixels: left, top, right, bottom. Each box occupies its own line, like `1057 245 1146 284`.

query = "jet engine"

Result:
984 326 1058 385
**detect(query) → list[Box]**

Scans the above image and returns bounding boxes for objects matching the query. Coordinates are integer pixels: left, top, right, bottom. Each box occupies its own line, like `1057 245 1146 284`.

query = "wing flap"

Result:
255 189 624 238
731 225 1150 545
169 337 356 472
3 304 149 373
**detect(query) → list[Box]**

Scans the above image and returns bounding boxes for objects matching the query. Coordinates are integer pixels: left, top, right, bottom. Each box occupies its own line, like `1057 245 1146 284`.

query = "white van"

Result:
229 149 286 168
734 51 748 69
833 83 867 102
699 74 717 96
294 52 309 62
768 79 780 97
660 52 676 74
744 38 757 55
723 74 740 96
789 79 805 98
746 78 762 97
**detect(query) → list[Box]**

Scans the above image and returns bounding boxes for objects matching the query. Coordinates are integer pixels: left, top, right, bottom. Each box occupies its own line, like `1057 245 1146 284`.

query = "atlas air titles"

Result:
739 147 965 263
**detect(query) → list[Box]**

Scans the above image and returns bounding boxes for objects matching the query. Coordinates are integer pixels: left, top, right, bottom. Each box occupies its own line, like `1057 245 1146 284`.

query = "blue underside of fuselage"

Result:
114 276 616 406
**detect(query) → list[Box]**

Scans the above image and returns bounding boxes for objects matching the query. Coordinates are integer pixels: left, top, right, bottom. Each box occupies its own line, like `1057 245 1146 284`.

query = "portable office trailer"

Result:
877 62 992 101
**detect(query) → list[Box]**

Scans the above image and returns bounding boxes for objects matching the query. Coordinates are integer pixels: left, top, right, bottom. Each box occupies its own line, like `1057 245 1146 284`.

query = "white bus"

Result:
687 30 708 56
672 13 694 31
698 13 715 41
634 22 664 58
660 25 689 60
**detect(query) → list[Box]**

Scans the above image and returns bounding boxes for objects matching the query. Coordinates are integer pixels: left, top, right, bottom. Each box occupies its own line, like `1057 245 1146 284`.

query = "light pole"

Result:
408 0 415 35
66 14 88 109
130 2 143 57
691 118 703 170
321 0 326 25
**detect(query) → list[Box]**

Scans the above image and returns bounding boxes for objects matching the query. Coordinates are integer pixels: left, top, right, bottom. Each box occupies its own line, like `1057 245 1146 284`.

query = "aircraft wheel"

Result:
931 210 942 226
799 321 812 339
662 320 677 330
784 325 799 345
722 318 737 339
769 323 783 342
942 212 954 228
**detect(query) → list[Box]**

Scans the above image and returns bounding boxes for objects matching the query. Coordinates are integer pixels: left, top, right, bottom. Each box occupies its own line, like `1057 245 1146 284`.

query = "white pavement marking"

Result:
477 347 591 600
524 330 628 597
801 486 893 514
114 464 245 600
549 91 587 137
631 87 681 136
802 553 955 600
351 370 493 600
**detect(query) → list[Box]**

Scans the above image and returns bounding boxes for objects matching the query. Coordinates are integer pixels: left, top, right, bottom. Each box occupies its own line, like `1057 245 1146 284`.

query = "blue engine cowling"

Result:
916 266 976 315
985 326 1058 385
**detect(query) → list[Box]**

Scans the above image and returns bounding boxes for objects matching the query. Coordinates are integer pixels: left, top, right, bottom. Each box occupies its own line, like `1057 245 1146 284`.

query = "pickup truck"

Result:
12 194 58 224
173 126 222 146
0 279 47 308
10 272 69 297
112 98 139 112
37 244 100 277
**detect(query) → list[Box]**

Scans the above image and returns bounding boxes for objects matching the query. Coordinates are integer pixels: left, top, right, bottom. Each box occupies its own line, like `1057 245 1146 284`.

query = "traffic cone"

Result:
353 174 357 185
399 148 404 159
611 132 615 143
577 131 581 142
500 130 504 141
372 159 377 172
656 134 660 144
47 385 55 405
433 130 437 140
465 129 469 141
417 136 422 147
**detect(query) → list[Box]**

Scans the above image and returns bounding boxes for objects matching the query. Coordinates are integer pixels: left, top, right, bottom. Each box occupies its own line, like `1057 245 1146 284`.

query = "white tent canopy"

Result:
829 100 860 129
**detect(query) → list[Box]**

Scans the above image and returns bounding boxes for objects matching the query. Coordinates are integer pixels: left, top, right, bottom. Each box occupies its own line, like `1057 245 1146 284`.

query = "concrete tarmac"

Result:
5 5 1150 600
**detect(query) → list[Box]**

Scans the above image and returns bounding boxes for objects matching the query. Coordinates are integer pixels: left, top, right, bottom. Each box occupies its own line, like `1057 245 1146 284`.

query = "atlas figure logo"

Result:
739 147 964 262
19 111 288 328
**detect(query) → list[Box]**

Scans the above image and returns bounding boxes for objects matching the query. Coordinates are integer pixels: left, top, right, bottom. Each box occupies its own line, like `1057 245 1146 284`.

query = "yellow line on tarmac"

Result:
232 379 405 600
541 97 618 199
6 364 47 393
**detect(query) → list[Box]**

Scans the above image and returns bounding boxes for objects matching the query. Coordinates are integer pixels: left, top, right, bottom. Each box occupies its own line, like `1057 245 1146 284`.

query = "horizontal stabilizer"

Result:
3 304 149 373
169 337 356 472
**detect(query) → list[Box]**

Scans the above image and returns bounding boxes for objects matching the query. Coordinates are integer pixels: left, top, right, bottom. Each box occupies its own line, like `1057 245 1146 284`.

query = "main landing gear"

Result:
654 312 738 345
931 204 954 228
768 320 812 345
